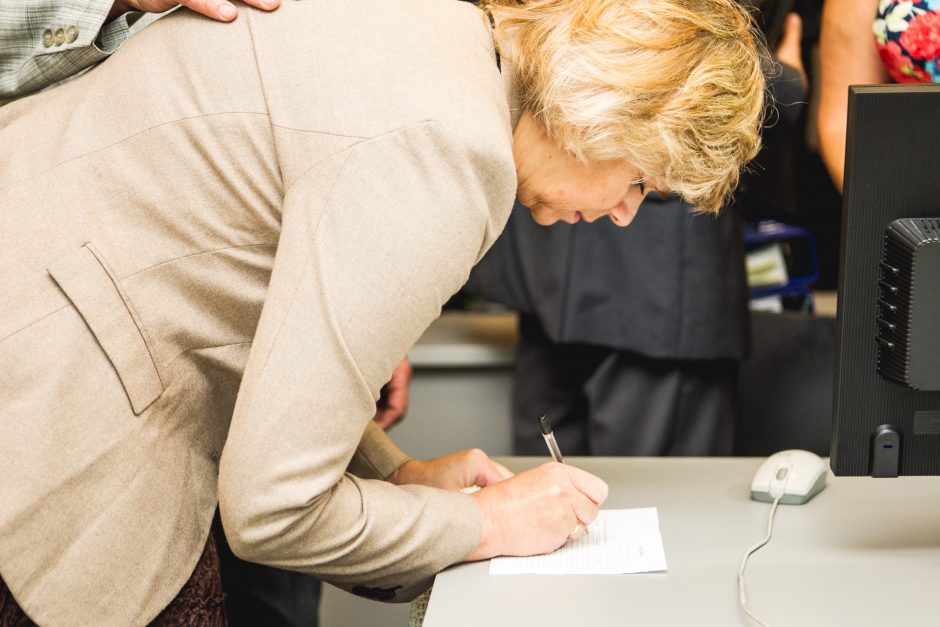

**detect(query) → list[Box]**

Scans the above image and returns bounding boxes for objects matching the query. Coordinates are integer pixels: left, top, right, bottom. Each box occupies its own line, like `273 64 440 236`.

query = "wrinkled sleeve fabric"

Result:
0 0 163 102
348 421 411 480
218 120 511 601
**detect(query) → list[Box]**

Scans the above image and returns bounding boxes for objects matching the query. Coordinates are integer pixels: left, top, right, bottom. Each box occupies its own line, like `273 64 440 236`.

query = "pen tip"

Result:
539 415 552 435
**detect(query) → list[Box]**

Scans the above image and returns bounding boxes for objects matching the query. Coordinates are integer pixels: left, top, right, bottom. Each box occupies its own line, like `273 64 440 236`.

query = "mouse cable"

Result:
737 496 781 627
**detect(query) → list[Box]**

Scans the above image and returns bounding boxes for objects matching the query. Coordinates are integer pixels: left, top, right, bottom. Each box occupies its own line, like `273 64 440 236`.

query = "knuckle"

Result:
466 448 486 462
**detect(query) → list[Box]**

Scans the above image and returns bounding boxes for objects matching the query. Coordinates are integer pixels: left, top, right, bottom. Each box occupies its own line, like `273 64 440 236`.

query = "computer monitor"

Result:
830 84 940 478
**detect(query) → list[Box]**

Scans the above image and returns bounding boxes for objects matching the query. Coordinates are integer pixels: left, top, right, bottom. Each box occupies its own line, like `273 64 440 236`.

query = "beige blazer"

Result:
0 1 516 624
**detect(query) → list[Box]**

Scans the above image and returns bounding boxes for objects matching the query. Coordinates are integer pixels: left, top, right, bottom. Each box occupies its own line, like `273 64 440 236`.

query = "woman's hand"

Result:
388 449 513 492
373 358 413 430
465 462 609 561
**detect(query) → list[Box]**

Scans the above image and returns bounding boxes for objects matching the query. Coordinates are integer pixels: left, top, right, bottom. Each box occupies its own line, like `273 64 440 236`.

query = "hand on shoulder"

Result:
108 0 280 24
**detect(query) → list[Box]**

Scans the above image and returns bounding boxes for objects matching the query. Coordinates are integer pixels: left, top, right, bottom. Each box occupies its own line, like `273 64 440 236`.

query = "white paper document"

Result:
489 508 667 575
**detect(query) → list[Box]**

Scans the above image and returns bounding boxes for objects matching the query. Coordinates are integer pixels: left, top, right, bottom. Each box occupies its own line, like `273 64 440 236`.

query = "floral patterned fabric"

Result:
874 0 940 82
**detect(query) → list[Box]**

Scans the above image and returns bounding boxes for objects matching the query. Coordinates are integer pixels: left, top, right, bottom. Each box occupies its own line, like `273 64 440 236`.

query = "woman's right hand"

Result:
465 462 609 561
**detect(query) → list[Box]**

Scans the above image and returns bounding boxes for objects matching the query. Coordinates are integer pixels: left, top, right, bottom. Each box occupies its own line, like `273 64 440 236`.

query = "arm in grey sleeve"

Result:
0 0 163 102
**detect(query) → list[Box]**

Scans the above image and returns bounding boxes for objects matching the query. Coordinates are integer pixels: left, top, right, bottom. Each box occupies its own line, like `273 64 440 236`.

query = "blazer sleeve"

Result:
0 0 162 102
348 421 411 480
218 119 514 601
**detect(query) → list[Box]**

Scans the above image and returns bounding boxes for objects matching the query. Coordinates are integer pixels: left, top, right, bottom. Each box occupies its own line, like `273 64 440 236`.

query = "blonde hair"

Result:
483 0 767 213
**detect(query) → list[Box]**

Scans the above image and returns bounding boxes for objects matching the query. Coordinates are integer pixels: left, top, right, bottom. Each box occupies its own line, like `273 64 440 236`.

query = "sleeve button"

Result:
66 25 79 43
42 29 54 47
54 27 66 45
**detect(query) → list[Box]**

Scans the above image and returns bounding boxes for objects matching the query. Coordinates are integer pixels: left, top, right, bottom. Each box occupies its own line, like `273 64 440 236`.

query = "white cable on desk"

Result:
738 496 781 627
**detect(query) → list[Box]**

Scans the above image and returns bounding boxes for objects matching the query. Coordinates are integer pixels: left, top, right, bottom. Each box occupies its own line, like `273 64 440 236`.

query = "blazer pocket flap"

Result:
48 244 163 415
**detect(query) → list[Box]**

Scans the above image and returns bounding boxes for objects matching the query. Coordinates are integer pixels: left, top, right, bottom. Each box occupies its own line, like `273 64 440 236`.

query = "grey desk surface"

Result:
425 457 940 627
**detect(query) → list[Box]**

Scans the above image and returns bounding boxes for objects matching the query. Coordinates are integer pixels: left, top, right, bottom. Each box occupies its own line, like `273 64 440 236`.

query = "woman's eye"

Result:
637 181 646 195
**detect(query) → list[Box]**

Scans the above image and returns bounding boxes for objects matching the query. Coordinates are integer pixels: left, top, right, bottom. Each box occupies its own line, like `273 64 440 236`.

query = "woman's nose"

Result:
609 198 640 227
610 184 651 227
609 209 633 227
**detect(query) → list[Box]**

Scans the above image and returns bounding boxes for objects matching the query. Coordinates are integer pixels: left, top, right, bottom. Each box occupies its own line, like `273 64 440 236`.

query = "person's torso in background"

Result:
466 194 750 361
874 0 940 83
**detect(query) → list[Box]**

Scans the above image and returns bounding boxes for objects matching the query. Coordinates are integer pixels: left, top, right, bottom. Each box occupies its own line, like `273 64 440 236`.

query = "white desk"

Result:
425 457 940 626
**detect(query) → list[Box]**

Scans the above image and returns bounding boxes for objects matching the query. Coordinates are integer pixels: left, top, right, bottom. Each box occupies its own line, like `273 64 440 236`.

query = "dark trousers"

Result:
512 315 738 456
215 516 322 627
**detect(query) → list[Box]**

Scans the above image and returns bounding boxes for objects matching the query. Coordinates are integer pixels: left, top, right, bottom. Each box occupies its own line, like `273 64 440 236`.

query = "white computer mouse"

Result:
750 449 828 505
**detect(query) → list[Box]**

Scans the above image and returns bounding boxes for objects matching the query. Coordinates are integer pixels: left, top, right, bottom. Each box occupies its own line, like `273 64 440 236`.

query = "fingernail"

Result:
219 2 236 18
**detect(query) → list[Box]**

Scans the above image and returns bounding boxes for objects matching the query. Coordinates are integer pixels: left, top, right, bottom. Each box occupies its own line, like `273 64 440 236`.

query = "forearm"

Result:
220 466 481 601
817 109 848 192
817 0 888 191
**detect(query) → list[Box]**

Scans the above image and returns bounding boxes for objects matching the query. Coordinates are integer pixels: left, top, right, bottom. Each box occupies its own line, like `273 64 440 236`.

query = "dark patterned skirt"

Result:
0 530 226 626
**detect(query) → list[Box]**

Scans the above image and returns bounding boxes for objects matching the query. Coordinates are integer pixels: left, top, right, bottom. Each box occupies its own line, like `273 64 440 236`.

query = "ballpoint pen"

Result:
539 414 588 534
539 415 564 463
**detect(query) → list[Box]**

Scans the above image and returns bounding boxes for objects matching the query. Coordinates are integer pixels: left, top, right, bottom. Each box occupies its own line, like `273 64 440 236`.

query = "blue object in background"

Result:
744 221 820 311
